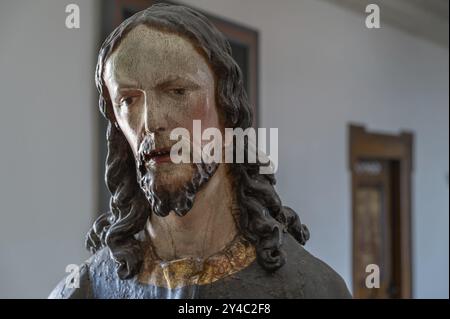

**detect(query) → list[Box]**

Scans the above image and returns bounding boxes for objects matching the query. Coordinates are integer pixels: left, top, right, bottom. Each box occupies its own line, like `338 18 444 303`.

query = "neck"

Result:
146 164 238 261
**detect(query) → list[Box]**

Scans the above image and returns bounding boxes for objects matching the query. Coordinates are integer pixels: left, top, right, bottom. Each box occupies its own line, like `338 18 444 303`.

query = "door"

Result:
349 125 413 298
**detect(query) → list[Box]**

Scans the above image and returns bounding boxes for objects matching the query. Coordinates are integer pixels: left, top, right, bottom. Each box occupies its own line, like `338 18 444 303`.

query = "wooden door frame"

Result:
349 124 413 298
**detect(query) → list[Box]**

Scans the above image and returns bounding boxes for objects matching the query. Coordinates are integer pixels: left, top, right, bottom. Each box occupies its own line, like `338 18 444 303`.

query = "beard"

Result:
136 134 218 217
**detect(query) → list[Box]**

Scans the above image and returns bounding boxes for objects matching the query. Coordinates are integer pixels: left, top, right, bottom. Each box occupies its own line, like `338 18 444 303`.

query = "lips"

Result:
141 147 172 164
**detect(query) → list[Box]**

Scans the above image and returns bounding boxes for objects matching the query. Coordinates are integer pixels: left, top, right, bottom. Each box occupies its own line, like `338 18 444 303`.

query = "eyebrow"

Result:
155 75 200 89
111 80 142 99
115 80 141 89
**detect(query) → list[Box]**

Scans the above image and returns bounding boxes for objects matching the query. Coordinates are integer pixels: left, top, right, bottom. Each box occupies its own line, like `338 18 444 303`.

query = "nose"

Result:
143 91 166 135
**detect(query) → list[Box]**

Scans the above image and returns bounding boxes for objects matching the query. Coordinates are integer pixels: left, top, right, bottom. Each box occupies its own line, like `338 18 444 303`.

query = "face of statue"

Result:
103 25 221 216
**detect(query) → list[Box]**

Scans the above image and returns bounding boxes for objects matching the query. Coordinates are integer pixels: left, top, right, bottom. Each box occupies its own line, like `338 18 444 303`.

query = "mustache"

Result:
136 134 174 172
140 146 171 162
136 132 198 168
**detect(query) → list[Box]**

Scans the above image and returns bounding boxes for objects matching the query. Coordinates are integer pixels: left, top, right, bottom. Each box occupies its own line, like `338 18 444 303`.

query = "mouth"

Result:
141 147 172 165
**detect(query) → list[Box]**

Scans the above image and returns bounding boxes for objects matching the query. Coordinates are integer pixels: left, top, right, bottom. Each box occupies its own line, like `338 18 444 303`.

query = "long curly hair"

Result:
86 3 309 280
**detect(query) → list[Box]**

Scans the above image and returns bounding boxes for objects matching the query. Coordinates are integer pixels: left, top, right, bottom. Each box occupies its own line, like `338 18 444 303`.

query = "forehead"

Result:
104 24 212 86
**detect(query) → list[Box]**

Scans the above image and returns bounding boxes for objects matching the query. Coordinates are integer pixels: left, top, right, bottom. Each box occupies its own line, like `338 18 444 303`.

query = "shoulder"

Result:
48 262 92 299
48 248 113 299
281 234 352 298
209 234 352 299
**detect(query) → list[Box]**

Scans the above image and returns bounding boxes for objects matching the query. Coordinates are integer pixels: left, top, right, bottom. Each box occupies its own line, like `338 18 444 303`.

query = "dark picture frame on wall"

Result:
97 0 260 214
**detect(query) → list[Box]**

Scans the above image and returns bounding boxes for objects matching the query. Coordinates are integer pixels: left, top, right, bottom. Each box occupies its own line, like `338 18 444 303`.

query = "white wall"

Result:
180 0 449 298
0 0 100 298
0 0 447 298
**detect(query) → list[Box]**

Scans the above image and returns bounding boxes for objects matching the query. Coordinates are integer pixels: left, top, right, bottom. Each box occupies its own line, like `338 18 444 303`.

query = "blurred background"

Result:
0 0 448 298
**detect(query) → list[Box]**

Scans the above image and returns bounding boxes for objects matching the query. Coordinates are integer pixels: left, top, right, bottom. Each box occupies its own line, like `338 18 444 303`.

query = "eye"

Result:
119 96 138 108
170 88 187 96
